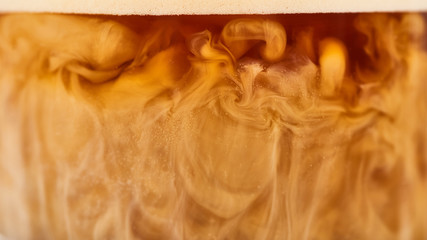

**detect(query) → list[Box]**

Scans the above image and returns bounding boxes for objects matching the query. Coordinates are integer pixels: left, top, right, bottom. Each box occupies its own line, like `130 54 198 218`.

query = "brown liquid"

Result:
0 12 426 240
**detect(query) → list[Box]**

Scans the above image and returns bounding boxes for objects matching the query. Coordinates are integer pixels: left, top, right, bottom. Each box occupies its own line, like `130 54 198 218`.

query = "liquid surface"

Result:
0 13 426 240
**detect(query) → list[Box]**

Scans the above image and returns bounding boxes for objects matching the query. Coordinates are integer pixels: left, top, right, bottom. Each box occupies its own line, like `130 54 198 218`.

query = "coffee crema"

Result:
0 13 426 240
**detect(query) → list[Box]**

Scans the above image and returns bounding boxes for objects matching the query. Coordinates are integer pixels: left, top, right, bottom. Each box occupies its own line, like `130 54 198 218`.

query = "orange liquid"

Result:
0 12 426 240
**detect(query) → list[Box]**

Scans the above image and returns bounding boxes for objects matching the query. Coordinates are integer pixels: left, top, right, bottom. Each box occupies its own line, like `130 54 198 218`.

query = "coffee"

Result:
0 13 426 240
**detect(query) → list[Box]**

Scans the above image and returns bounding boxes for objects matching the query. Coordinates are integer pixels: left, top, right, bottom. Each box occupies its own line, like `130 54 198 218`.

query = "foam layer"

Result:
0 0 426 15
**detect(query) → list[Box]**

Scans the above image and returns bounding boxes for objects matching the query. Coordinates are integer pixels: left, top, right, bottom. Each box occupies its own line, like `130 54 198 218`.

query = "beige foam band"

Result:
0 0 426 15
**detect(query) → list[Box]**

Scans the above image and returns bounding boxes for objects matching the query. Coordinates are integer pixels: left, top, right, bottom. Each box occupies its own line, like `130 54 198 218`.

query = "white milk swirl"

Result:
0 13 426 240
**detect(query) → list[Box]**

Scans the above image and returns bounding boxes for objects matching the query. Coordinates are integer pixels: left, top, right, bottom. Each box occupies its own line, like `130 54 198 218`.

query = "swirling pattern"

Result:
0 13 426 240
